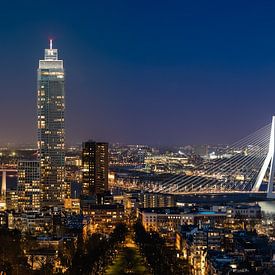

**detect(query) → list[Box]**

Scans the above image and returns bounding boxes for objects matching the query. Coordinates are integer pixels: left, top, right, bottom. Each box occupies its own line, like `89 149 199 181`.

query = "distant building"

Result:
138 207 227 233
124 191 175 210
211 204 261 219
194 144 209 158
37 40 69 207
231 204 261 219
17 160 41 212
82 141 109 198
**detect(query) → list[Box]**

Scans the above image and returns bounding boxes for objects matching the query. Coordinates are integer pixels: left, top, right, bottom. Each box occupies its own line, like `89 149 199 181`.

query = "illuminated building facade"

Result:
82 141 108 197
37 40 68 207
17 160 41 211
64 198 81 214
6 190 18 211
83 204 124 234
138 208 227 232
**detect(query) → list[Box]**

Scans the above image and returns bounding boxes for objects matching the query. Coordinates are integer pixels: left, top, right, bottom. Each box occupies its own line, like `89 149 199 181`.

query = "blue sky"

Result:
0 1 275 145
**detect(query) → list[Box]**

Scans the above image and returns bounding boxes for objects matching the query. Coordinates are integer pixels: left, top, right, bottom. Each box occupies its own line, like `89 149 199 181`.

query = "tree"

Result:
134 221 189 275
0 229 31 274
70 223 128 274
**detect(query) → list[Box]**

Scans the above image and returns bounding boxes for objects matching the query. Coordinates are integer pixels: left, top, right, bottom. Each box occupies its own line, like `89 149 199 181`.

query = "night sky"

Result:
1 1 275 146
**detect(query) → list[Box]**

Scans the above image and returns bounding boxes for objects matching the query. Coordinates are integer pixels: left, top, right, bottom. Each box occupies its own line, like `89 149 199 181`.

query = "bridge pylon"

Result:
1 171 6 197
253 116 275 198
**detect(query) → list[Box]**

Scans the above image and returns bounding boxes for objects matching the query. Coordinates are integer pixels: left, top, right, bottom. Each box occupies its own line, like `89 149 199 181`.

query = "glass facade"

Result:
37 41 68 207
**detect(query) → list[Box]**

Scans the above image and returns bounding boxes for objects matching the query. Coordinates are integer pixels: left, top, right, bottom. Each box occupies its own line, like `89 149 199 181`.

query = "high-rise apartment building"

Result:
17 160 40 212
37 40 68 207
82 141 109 197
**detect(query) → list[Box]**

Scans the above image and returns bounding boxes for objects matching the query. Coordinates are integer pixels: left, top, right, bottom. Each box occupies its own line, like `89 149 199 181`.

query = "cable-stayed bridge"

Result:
150 116 275 199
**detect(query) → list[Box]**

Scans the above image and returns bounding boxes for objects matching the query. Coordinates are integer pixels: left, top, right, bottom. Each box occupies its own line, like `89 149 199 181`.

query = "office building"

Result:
6 189 18 211
17 160 41 212
37 40 69 207
82 141 108 198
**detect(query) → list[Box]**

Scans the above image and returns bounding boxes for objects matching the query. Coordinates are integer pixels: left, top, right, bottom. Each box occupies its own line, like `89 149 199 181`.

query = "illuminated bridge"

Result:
150 116 275 199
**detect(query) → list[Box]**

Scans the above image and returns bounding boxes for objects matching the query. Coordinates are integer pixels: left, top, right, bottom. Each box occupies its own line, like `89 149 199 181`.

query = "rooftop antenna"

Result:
49 39 53 49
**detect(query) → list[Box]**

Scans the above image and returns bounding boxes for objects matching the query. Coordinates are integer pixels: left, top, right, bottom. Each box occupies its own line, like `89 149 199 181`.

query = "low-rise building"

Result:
124 191 175 210
0 211 7 228
64 198 81 214
231 204 261 219
176 225 226 275
83 204 125 234
8 211 52 235
233 231 272 271
211 203 261 219
139 207 227 233
206 251 239 275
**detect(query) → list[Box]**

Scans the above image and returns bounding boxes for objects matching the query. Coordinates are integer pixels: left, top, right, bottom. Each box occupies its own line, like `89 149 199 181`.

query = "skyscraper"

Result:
37 40 68 207
82 141 109 198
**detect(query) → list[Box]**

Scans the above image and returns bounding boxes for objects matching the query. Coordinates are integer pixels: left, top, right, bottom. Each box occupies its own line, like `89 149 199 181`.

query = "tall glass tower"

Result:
37 40 68 207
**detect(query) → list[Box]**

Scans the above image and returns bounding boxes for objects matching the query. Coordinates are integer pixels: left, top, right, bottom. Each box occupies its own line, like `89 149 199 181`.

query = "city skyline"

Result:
1 3 275 275
1 1 275 146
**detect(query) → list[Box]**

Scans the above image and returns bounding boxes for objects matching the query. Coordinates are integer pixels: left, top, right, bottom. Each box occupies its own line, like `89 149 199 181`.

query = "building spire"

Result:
44 39 59 61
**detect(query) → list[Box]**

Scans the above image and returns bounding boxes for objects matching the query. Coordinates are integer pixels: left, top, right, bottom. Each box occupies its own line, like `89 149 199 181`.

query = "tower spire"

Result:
50 39 53 49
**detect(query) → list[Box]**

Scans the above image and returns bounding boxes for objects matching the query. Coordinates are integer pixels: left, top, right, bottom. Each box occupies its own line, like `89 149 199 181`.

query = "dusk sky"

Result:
1 1 275 146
